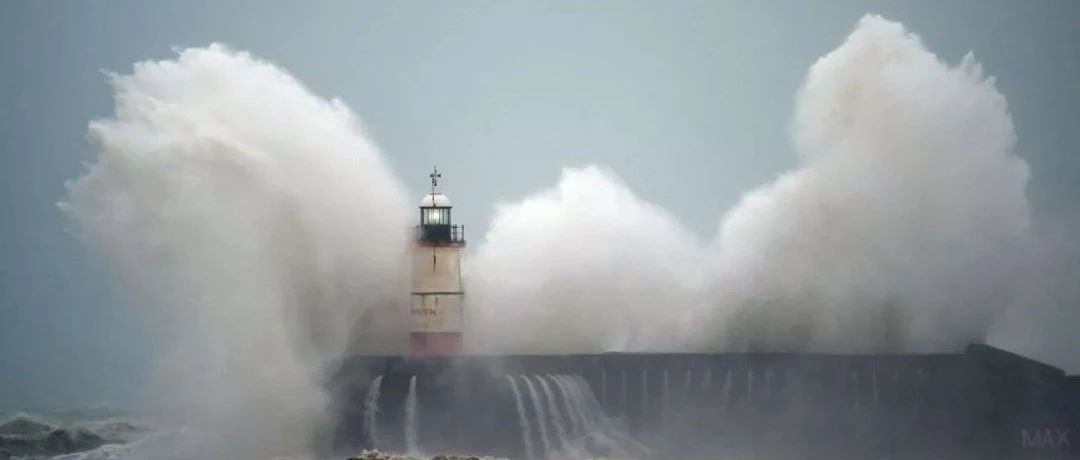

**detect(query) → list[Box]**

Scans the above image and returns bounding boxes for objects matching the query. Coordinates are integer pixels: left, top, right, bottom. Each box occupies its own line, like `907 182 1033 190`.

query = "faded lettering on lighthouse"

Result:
408 167 466 356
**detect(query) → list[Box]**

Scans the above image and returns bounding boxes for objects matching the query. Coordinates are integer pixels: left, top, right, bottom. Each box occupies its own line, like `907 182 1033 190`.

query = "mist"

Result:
61 44 410 458
57 12 1074 459
466 166 704 353
699 15 1035 352
468 15 1038 355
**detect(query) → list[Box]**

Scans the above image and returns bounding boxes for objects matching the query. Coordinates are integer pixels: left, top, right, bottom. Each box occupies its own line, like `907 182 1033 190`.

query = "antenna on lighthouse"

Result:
430 166 441 195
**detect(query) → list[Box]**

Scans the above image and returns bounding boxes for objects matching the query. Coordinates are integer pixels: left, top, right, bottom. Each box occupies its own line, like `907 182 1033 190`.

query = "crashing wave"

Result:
0 412 156 459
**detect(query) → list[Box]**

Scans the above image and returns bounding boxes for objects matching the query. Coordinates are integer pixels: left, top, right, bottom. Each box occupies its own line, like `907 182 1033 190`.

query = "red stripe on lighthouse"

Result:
409 332 463 356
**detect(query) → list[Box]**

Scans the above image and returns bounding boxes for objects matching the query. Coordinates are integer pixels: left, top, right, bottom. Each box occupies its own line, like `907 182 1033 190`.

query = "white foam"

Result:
62 44 410 458
467 15 1035 354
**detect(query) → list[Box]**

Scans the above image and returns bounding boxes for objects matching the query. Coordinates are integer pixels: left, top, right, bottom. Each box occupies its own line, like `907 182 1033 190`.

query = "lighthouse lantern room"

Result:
409 167 466 356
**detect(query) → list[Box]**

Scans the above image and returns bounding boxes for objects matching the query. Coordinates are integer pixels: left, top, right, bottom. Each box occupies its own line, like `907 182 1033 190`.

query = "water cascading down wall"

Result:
330 345 1075 459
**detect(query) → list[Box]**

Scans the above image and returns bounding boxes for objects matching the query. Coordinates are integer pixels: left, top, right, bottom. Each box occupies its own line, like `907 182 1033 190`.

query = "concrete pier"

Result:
331 344 1079 459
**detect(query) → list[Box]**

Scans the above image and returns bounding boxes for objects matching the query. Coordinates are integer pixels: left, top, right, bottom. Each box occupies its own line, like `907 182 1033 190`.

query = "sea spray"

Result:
554 375 594 442
362 375 384 447
567 374 650 458
466 166 703 354
698 15 1034 352
557 375 593 433
551 375 582 438
538 375 570 452
404 376 419 455
565 374 649 457
467 15 1036 356
521 376 552 455
567 377 594 423
574 375 608 422
506 375 535 460
550 374 634 457
62 44 409 458
62 15 1046 457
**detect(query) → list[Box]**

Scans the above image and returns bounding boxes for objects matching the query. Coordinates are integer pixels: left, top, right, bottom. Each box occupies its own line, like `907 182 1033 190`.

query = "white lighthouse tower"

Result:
409 167 466 356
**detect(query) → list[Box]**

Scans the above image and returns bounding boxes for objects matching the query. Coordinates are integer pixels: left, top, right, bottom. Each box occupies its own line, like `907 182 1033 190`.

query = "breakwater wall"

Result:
330 344 1078 459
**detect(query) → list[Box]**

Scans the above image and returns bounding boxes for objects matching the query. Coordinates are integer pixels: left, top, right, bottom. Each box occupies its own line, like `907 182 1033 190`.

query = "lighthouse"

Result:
409 167 466 356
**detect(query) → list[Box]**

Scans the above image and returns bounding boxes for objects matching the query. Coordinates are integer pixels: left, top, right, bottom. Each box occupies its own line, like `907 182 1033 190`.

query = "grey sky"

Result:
1 1 1078 409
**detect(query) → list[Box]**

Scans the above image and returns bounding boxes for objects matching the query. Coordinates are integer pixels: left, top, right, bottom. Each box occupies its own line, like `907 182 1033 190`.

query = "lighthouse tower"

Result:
409 167 466 356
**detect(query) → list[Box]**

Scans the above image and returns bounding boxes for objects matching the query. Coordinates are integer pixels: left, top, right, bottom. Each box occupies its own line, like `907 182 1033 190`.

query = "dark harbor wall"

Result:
330 344 1079 459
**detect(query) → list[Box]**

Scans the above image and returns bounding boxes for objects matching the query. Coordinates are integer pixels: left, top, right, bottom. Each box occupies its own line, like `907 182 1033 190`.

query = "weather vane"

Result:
430 166 441 195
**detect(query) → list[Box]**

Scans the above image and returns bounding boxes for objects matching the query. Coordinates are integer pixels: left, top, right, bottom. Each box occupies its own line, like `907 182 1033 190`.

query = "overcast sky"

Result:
1 1 1078 410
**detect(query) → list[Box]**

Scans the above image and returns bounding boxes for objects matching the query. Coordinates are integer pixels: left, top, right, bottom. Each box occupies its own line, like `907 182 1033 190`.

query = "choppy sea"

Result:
0 409 204 460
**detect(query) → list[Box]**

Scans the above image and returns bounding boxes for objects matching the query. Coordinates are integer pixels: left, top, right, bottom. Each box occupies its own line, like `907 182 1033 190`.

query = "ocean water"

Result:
0 409 306 460
1 410 486 460
0 409 151 460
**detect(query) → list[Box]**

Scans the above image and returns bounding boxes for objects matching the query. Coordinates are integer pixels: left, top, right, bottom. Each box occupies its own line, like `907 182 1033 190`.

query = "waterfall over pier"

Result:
332 345 1077 459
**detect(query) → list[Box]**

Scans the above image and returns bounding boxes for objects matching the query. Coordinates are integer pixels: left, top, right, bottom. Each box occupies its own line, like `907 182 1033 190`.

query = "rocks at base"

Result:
347 449 416 460
347 450 498 460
